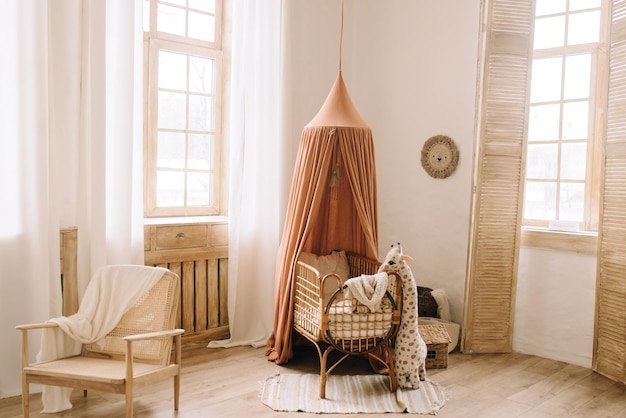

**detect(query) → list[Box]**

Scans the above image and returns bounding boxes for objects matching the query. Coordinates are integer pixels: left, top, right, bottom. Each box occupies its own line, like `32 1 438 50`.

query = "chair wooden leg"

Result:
174 333 181 411
20 329 30 417
125 388 133 418
174 374 180 410
21 375 29 418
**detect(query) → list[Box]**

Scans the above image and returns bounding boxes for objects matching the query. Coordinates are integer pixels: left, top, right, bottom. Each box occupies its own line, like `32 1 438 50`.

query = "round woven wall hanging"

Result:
420 134 459 179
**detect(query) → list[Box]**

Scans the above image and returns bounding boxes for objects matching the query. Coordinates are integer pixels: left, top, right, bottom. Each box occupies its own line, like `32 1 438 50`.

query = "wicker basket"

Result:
420 323 451 369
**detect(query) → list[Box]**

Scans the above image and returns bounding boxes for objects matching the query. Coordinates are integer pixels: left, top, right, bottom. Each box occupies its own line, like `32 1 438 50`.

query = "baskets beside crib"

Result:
420 323 451 369
292 251 402 398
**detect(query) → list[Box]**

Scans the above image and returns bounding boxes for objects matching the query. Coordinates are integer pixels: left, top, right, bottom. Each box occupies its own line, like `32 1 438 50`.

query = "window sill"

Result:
521 227 597 255
143 216 228 226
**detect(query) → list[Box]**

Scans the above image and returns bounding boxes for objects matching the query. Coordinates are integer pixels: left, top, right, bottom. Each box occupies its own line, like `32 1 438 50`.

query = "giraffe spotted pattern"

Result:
378 243 427 389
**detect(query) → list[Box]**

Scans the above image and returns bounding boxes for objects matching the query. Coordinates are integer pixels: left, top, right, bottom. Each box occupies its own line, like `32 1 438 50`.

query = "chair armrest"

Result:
123 328 184 342
123 329 184 375
15 322 59 331
15 322 60 370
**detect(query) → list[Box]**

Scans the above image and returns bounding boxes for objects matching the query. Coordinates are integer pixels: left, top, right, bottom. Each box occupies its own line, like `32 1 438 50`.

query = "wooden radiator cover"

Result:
60 222 229 346
144 221 230 345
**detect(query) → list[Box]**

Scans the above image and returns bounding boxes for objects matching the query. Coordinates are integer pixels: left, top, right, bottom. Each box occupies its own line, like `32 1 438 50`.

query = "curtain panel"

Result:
207 0 283 349
0 0 144 398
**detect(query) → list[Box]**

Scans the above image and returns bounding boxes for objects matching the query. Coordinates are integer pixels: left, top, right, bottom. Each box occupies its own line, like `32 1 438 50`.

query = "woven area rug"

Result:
260 373 447 414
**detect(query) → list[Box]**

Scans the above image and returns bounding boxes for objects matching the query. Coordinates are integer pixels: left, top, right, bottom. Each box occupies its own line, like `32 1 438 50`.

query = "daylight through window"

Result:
523 0 605 232
143 0 224 217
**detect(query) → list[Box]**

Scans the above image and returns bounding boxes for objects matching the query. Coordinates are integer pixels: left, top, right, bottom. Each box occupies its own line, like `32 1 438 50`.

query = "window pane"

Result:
568 11 600 46
159 51 187 91
188 134 213 170
157 4 185 36
158 91 186 130
531 57 562 103
562 101 589 140
524 181 557 220
157 132 186 168
527 143 558 179
564 54 591 100
535 0 565 16
534 16 565 49
188 95 214 131
569 0 601 11
528 104 560 141
561 142 587 180
189 12 215 42
189 0 215 13
189 56 215 94
157 170 185 207
559 182 584 221
187 172 212 206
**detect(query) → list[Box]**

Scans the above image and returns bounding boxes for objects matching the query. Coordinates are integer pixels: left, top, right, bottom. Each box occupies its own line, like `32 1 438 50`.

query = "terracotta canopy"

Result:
265 71 379 363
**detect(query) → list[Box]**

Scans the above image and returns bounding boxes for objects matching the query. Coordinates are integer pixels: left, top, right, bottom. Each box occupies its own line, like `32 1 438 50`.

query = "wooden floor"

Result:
2 342 626 418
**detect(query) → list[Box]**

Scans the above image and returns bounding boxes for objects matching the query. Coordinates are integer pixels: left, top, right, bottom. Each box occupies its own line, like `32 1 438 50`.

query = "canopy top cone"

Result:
306 71 369 129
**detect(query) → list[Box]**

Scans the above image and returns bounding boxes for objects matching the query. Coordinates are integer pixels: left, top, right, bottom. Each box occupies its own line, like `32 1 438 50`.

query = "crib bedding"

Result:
293 256 400 346
294 291 395 341
326 300 393 339
292 252 401 348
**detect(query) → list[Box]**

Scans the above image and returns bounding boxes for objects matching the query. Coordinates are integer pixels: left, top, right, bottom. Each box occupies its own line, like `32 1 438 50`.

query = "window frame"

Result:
143 0 226 218
522 2 608 233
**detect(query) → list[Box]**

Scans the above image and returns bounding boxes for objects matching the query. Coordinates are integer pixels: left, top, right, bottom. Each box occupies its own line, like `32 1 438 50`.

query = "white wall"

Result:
515 248 597 367
350 1 479 326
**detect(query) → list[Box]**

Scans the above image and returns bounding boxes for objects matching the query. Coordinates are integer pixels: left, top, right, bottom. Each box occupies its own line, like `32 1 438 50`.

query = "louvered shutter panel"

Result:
593 0 626 383
463 0 534 353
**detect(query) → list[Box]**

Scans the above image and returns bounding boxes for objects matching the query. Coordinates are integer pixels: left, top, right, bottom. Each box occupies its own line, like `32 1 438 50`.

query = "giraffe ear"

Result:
402 255 414 262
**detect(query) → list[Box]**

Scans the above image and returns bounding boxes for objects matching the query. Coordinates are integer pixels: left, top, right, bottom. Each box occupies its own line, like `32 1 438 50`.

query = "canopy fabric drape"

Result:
266 72 379 364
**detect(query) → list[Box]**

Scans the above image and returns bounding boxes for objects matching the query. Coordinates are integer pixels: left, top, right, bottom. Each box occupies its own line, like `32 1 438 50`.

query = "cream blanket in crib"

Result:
37 265 168 413
344 272 388 313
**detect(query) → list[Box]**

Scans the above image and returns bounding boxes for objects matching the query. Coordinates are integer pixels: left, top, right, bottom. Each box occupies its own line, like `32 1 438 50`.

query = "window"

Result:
523 0 606 232
143 0 225 217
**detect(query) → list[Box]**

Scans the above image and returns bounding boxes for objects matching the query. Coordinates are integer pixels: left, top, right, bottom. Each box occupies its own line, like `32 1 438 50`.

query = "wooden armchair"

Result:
15 267 184 418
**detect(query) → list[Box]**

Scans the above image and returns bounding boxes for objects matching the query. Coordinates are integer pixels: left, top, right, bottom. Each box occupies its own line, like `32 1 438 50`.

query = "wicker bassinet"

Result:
292 252 402 398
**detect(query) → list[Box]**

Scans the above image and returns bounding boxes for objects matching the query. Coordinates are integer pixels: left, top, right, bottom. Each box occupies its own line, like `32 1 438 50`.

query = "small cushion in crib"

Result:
298 250 350 280
298 250 350 299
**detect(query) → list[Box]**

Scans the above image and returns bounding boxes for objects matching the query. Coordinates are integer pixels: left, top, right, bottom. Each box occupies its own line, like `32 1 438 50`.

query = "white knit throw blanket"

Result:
344 272 389 312
37 265 168 413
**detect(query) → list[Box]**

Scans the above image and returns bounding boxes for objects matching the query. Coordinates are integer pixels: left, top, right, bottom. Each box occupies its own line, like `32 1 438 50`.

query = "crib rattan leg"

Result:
320 348 332 398
384 344 397 392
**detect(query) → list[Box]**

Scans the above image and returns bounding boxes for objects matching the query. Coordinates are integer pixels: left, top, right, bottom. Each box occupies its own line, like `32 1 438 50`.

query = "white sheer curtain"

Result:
208 0 284 348
0 0 143 398
76 0 145 296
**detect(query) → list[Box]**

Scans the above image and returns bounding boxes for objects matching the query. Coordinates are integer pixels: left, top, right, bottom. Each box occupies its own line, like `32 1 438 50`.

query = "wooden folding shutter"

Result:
463 0 533 353
593 0 626 383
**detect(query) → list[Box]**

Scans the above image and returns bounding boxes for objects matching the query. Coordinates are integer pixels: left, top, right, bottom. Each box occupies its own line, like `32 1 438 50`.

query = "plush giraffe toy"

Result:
378 243 427 389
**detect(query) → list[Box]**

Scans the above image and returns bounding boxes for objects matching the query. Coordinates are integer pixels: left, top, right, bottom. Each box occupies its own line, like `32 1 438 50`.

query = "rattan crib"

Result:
292 252 402 398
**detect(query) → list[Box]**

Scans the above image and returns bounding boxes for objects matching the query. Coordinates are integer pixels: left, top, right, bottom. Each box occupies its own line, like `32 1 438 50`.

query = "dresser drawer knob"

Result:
175 232 186 239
